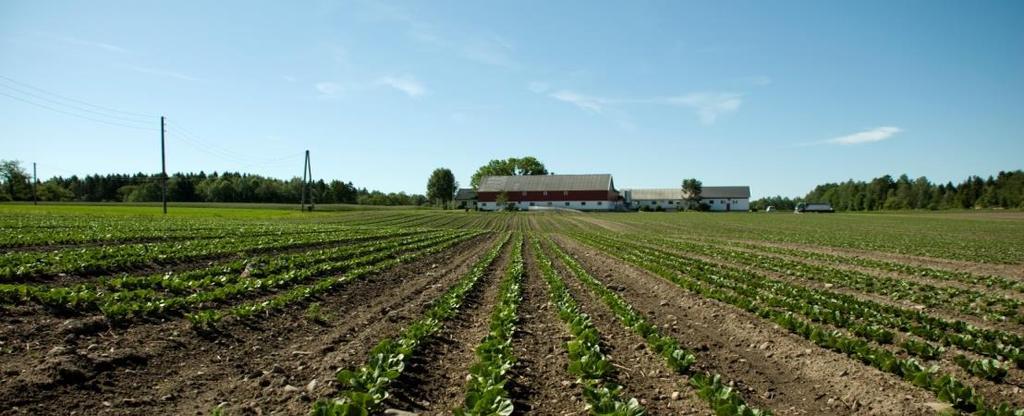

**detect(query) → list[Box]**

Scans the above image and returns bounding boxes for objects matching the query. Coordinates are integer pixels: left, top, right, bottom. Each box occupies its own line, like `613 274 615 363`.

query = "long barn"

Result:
476 174 622 211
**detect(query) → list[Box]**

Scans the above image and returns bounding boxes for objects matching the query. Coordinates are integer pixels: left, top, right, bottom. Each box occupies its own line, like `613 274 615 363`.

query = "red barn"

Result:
476 174 622 211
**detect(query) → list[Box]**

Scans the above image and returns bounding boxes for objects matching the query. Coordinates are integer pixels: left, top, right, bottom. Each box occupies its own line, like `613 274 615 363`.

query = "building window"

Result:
581 201 587 206
565 202 570 206
597 201 602 205
547 202 552 206
650 201 656 205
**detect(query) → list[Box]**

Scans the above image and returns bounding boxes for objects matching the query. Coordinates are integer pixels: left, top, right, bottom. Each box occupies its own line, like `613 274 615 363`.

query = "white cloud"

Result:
130 66 199 81
528 81 549 94
665 92 743 124
55 35 128 53
825 126 903 145
315 82 343 96
543 88 743 125
376 75 426 98
549 90 608 113
283 75 297 83
461 36 516 68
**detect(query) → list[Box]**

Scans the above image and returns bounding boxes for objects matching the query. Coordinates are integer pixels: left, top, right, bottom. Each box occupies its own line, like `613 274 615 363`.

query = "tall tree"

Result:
681 178 702 209
470 156 549 188
426 168 458 207
0 160 32 201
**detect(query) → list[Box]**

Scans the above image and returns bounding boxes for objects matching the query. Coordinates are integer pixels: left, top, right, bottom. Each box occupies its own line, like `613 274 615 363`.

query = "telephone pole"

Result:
32 162 37 205
160 116 167 214
300 150 312 211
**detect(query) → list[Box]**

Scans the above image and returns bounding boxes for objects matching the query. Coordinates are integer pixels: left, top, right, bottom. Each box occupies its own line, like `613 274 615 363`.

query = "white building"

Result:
624 188 685 211
626 186 751 212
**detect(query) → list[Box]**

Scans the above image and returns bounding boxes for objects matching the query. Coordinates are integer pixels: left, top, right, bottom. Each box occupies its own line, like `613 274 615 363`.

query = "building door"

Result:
726 201 731 211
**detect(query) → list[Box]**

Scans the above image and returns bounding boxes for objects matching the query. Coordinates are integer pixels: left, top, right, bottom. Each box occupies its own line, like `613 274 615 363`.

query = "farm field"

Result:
1 204 1023 415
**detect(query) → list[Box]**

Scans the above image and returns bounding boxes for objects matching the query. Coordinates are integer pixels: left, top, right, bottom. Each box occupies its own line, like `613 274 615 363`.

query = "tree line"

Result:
751 170 1024 211
0 160 426 206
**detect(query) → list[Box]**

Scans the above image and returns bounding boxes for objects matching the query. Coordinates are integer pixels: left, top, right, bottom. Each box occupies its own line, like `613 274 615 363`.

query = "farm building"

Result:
624 188 684 211
454 188 477 210
476 174 622 211
626 186 751 211
689 186 750 211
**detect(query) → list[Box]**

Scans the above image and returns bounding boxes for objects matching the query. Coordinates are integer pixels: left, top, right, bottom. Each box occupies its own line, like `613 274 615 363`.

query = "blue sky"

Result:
1 1 1022 198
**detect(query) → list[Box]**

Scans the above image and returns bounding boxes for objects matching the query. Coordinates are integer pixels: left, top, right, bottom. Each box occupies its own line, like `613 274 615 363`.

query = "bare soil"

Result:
381 238 512 414
0 234 493 415
552 235 941 416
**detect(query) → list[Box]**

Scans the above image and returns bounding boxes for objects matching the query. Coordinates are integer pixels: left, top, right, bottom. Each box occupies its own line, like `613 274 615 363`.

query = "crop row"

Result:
455 232 525 415
573 232 1023 415
720 240 1024 295
543 236 769 416
614 213 1024 265
653 235 1022 324
312 233 512 414
625 234 1024 362
579 233 1023 379
1 230 462 320
0 215 337 248
530 236 646 416
0 226 419 280
184 230 484 327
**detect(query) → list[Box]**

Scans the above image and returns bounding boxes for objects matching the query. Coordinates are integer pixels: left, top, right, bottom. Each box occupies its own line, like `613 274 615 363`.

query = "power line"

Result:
0 80 153 125
0 90 157 131
0 74 156 120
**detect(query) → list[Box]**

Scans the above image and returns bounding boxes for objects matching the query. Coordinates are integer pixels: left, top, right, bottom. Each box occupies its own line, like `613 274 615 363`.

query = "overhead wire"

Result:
0 74 157 120
0 90 157 131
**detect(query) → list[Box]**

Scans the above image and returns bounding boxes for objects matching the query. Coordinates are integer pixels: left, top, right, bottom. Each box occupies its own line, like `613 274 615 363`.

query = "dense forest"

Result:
2 160 1021 211
0 160 426 206
751 170 1024 211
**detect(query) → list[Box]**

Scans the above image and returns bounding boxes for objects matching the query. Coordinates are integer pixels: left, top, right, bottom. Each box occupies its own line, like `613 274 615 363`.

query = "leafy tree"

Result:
0 160 32 201
681 178 702 209
470 156 548 188
426 168 458 207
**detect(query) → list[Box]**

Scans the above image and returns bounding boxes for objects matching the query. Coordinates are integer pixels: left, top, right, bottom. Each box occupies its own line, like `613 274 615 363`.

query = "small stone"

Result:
305 379 317 392
758 342 770 350
102 401 112 407
671 391 681 400
383 409 419 416
283 385 301 392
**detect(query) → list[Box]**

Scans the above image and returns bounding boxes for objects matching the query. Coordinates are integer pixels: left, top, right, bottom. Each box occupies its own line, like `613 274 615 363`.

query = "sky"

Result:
1 0 1022 198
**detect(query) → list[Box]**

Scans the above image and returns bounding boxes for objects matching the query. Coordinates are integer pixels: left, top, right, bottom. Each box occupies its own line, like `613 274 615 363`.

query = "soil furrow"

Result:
507 240 583 415
379 238 513 415
554 235 941 416
0 234 493 415
545 240 715 415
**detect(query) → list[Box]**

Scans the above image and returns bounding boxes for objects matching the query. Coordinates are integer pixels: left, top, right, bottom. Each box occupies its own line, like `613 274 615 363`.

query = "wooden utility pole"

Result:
160 116 167 214
32 162 37 205
300 150 312 211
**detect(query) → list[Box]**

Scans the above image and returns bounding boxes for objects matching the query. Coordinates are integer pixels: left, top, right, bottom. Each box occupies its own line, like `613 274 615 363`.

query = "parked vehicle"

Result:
795 202 834 213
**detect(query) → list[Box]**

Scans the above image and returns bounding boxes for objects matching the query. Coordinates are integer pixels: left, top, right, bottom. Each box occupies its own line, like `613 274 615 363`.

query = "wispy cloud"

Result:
365 3 517 68
375 75 426 98
666 92 743 124
528 81 549 94
130 66 200 81
549 90 609 113
54 35 128 53
314 82 343 96
823 126 903 145
537 86 742 124
283 75 297 83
